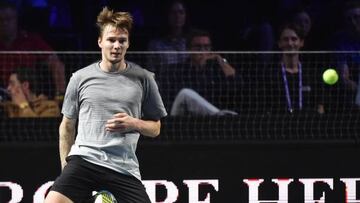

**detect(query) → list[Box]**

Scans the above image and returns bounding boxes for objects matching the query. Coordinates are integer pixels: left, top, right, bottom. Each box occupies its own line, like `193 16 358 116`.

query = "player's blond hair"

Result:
96 7 133 37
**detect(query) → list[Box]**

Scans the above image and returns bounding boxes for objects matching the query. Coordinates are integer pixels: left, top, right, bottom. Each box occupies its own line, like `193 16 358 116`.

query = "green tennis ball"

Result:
322 69 338 85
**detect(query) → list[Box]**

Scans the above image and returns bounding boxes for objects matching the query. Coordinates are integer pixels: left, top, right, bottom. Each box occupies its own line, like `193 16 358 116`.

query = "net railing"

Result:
0 51 359 143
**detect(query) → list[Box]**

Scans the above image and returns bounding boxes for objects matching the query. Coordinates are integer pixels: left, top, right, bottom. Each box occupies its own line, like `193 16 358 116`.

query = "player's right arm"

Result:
59 116 76 170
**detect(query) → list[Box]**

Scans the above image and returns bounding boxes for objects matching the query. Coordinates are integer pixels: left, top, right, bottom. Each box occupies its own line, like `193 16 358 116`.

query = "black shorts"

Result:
50 155 151 203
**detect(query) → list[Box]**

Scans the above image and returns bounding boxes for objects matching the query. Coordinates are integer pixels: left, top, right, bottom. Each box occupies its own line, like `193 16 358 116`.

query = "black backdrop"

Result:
0 115 360 202
1 140 360 202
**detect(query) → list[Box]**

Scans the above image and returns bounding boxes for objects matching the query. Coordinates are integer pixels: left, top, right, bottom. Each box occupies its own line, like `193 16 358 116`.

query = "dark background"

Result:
1 138 360 202
12 0 347 51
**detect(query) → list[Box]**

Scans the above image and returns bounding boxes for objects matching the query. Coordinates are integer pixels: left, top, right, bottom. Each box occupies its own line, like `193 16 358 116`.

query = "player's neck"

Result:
100 60 126 73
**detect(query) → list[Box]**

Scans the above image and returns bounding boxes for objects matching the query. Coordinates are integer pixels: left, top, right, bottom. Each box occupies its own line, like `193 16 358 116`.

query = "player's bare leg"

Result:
44 191 73 203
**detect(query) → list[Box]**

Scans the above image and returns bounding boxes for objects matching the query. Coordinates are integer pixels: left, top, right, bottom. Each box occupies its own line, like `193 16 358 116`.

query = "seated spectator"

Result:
236 0 276 63
285 5 340 113
240 22 274 52
0 1 65 100
160 29 239 116
147 0 189 72
290 7 314 50
287 4 333 51
330 1 360 111
0 67 60 117
259 23 325 114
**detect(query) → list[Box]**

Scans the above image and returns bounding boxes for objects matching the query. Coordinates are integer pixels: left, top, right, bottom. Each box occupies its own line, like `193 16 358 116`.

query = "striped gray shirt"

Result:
62 61 167 180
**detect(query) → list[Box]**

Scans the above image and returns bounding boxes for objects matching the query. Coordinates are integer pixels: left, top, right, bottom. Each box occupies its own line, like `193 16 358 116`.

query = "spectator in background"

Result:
290 7 313 50
147 0 189 73
240 22 274 53
0 67 60 117
161 29 239 116
288 5 330 51
234 0 279 70
260 23 325 114
0 1 65 100
237 0 276 52
331 1 360 111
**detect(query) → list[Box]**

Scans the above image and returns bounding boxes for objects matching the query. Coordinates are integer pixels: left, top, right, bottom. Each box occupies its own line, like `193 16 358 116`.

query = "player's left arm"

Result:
106 112 161 137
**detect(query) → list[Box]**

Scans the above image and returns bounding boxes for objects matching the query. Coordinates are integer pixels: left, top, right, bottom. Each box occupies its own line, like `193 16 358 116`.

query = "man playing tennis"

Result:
45 7 167 203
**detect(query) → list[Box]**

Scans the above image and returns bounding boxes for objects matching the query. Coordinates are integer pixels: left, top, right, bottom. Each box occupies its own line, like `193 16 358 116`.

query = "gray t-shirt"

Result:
62 61 167 180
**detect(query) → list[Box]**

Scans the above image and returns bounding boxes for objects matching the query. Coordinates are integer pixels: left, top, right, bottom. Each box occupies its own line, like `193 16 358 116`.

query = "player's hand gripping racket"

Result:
93 190 118 203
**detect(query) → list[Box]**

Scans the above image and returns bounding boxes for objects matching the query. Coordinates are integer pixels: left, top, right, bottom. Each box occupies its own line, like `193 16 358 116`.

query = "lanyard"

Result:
281 63 303 113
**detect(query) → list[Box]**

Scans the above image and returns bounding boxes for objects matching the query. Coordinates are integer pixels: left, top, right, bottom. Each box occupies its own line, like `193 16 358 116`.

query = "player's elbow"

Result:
59 116 76 135
151 121 161 138
143 128 160 138
141 120 161 138
153 128 161 137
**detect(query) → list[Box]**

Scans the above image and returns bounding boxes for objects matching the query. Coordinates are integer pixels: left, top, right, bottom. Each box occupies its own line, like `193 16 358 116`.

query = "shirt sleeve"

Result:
141 72 168 120
61 73 80 119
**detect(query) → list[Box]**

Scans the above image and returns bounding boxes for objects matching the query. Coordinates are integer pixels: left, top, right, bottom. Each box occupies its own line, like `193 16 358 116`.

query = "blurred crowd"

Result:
1 0 360 117
0 0 354 51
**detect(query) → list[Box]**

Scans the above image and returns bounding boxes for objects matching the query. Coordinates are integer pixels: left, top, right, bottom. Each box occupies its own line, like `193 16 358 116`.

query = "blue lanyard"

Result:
281 63 303 113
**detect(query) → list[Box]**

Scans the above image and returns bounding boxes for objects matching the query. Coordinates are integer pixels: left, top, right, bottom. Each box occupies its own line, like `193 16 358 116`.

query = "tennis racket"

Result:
93 190 118 203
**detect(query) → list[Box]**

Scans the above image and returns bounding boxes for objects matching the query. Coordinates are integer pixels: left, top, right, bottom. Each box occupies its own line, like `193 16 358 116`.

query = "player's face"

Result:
98 25 129 65
189 36 212 66
278 28 304 52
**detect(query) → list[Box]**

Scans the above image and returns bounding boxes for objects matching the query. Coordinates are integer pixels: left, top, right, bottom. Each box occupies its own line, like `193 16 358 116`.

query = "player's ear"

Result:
126 39 130 49
98 37 102 48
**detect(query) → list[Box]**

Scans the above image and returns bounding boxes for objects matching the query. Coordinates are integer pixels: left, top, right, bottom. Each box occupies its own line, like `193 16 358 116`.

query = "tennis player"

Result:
44 7 167 203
